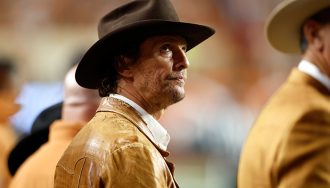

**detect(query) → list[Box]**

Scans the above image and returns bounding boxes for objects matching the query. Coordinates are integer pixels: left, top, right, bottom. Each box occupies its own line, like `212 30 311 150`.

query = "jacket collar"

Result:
97 96 170 156
298 60 330 92
290 68 330 96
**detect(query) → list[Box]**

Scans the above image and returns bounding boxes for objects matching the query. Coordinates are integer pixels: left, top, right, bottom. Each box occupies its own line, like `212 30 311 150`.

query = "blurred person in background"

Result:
0 57 20 188
8 102 62 177
9 51 85 136
9 64 100 188
54 0 214 187
238 0 330 187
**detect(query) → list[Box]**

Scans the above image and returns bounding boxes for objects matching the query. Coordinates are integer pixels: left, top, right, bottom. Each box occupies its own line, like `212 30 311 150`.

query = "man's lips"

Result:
167 75 186 84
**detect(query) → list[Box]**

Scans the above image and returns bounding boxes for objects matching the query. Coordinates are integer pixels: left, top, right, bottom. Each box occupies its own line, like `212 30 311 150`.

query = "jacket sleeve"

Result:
55 143 173 188
54 157 104 188
275 110 330 188
104 142 170 188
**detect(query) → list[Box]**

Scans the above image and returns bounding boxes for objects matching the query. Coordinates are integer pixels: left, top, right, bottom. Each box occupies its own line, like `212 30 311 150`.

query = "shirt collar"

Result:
298 59 330 92
109 94 170 150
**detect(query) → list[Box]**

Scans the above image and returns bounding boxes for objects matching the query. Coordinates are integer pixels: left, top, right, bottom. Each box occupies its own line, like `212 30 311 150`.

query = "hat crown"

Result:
98 0 180 39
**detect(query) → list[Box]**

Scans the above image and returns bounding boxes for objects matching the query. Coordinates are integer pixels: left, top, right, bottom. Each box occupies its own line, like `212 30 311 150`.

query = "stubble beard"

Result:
160 82 185 108
149 87 185 111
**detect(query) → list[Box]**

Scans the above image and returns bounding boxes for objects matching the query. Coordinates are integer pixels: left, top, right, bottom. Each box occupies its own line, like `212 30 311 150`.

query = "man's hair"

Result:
299 7 330 53
98 44 140 97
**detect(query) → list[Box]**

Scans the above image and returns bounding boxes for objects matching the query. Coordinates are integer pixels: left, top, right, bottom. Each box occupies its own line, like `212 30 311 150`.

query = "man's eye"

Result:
181 46 187 52
160 44 173 57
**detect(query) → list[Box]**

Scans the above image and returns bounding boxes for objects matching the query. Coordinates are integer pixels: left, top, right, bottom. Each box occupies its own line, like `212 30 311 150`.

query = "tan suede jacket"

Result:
54 97 178 188
238 69 330 188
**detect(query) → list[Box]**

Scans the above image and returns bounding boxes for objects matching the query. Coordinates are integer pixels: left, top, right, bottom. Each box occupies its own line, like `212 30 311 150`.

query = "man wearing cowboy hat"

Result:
238 0 330 187
54 0 214 187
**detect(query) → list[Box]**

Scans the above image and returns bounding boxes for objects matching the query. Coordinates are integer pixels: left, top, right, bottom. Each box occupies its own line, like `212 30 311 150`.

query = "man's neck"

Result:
116 89 164 120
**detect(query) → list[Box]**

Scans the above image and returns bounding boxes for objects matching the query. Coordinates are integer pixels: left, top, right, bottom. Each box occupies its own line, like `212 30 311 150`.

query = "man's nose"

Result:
173 49 189 71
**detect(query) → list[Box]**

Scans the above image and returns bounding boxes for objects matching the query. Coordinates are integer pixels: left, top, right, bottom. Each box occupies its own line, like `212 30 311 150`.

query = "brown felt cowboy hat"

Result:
75 0 215 89
266 0 330 53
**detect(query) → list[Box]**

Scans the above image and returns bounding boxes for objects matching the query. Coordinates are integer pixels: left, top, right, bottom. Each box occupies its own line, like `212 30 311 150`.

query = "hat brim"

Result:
76 20 215 89
266 0 330 53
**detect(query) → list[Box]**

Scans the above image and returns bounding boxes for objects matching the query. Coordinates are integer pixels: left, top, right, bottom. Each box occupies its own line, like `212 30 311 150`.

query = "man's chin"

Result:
171 90 185 104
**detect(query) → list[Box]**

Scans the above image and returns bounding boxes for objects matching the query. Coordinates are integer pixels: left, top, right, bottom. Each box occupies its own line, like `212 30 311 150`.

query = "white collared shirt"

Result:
109 94 170 151
298 59 330 92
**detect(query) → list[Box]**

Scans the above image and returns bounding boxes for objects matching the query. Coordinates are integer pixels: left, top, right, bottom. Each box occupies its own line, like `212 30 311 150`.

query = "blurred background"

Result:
0 0 301 187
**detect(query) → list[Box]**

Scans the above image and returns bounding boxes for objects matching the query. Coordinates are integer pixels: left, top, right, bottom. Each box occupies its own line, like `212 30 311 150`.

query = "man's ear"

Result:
116 56 134 79
303 20 324 52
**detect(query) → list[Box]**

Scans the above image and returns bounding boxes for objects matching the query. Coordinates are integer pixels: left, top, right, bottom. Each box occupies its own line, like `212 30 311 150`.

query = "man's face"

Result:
320 23 330 71
301 8 330 76
131 35 189 110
